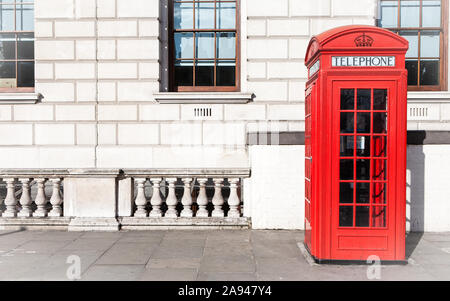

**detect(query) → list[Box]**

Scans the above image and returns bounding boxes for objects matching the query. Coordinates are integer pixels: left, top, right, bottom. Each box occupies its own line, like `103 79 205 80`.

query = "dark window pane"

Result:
356 136 370 157
174 32 194 59
17 61 34 87
0 5 14 31
373 89 387 110
216 1 236 29
406 60 418 85
356 159 370 180
373 136 387 157
356 182 370 204
373 112 387 133
340 112 354 133
195 60 214 86
0 61 16 88
357 89 371 110
372 160 387 181
339 206 353 227
372 206 387 227
216 60 235 86
18 33 34 60
340 159 354 180
357 113 370 133
340 89 354 110
340 136 354 157
16 4 34 31
340 183 354 204
372 183 386 205
420 59 440 86
174 60 193 86
174 2 193 30
355 206 370 227
0 33 15 60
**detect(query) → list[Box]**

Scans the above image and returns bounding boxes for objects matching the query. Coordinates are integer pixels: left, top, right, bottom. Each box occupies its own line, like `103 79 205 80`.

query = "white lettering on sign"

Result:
332 56 395 67
309 60 320 77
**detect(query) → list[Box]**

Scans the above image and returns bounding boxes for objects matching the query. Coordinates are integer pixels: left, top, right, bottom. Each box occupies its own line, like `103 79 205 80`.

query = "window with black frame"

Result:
378 0 447 91
170 0 239 92
0 0 34 92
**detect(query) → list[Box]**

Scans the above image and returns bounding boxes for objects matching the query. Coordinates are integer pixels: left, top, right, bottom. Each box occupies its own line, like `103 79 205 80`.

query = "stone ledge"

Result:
0 93 43 104
154 92 254 104
122 168 251 178
68 217 120 232
120 217 251 230
0 217 71 230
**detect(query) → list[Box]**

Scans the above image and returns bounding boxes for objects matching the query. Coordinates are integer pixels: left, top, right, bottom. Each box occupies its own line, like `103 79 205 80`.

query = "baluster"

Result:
196 178 208 217
3 178 18 217
212 178 225 217
48 178 63 217
180 178 193 217
134 178 148 217
33 178 48 217
18 178 33 217
165 178 178 218
149 178 163 217
227 178 241 218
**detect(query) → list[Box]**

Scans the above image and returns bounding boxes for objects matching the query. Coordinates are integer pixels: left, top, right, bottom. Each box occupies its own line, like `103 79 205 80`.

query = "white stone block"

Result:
14 105 53 121
117 81 158 102
76 124 97 145
36 0 74 19
75 0 96 18
203 122 246 145
97 40 116 60
55 21 96 37
290 0 331 16
0 105 11 121
247 81 288 101
140 104 180 121
310 18 354 35
35 124 75 145
98 105 138 121
98 21 138 37
247 0 288 17
76 40 96 60
248 62 266 79
98 124 117 145
37 82 75 102
96 146 154 168
38 146 95 168
97 0 116 18
160 123 202 145
118 124 159 145
35 41 74 60
289 38 309 59
98 63 138 79
247 121 289 133
247 20 266 36
139 20 159 37
117 39 159 60
55 63 96 79
139 62 159 79
268 19 309 36
35 63 54 80
440 104 450 121
289 80 306 102
98 82 116 102
288 121 305 131
117 0 159 18
55 105 96 121
35 21 53 38
247 39 288 59
224 104 266 120
333 0 376 16
267 62 307 79
0 124 32 145
268 105 304 121
77 82 97 102
0 147 39 168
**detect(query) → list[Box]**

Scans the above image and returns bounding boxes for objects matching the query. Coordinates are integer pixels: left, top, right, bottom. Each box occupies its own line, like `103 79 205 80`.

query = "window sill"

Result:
0 92 43 104
154 92 254 104
408 91 450 103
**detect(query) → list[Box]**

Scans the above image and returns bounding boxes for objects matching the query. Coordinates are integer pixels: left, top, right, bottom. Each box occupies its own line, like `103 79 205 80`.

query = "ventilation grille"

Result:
194 107 212 117
409 107 428 118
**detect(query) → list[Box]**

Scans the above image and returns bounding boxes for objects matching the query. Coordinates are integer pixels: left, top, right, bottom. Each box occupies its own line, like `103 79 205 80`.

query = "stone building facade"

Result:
0 0 449 232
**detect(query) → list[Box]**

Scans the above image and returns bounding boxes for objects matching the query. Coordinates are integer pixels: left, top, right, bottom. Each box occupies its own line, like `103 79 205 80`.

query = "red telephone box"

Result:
304 25 408 262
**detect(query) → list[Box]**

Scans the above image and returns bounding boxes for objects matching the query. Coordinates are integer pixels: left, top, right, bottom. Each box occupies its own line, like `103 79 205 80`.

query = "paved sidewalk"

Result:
0 230 449 281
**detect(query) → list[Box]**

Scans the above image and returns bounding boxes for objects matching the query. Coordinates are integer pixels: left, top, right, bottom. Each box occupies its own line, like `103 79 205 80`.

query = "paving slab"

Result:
140 268 198 281
146 258 202 269
81 264 145 281
95 242 157 265
197 272 257 281
200 255 256 273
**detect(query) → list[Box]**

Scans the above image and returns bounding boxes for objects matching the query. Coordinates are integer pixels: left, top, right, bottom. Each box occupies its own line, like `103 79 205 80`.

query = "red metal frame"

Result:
304 26 408 262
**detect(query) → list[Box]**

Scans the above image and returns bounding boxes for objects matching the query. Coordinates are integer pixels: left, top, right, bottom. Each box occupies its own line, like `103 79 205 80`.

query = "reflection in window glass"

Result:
174 33 194 59
340 159 354 180
217 33 236 58
0 5 14 31
356 183 370 204
422 0 441 27
373 89 387 110
216 2 236 29
18 33 34 60
420 59 440 85
196 2 214 29
341 89 354 110
400 31 418 58
400 0 420 27
420 31 440 57
16 4 34 31
372 207 387 227
0 33 15 60
340 183 354 204
196 32 215 59
357 89 371 110
174 2 193 30
341 113 354 133
372 183 386 205
356 159 371 180
340 136 354 157
216 60 236 86
356 136 370 157
373 113 387 133
357 113 371 133
174 60 193 86
406 60 418 85
373 136 387 157
356 206 370 227
195 60 214 86
372 160 387 181
339 206 353 227
380 1 398 28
